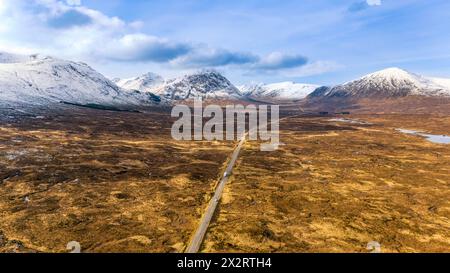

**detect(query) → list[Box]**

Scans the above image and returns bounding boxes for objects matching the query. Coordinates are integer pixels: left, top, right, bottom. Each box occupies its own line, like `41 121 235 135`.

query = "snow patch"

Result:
241 81 319 100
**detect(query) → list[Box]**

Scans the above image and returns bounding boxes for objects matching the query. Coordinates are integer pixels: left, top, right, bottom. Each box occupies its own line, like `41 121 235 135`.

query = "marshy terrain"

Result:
0 106 449 252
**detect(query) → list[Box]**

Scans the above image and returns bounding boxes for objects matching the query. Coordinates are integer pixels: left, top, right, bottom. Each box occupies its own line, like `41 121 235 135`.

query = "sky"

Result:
0 0 449 85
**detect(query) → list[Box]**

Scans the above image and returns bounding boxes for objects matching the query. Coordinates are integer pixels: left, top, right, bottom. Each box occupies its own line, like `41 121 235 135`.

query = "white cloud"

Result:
278 61 342 78
367 0 381 6
100 34 191 62
171 47 258 68
0 0 336 79
66 0 81 6
129 20 144 29
0 0 5 13
0 0 138 59
254 52 308 70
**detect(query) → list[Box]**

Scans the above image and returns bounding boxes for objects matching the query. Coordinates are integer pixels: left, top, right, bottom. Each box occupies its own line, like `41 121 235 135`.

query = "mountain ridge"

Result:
0 52 162 107
113 72 165 93
309 67 450 99
2 51 450 109
116 70 242 101
240 81 320 100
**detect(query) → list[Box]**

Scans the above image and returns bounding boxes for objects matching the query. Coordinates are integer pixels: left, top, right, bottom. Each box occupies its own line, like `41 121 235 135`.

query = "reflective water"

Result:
396 129 450 144
329 118 372 125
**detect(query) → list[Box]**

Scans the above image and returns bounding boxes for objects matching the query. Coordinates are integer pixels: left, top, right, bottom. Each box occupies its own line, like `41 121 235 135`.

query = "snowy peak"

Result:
363 67 414 81
114 70 240 101
114 72 164 93
0 52 160 106
154 70 241 100
237 82 265 96
242 81 319 100
309 67 450 99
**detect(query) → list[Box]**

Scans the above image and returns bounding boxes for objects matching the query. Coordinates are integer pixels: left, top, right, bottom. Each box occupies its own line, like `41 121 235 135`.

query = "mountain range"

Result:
239 82 320 100
1 52 450 110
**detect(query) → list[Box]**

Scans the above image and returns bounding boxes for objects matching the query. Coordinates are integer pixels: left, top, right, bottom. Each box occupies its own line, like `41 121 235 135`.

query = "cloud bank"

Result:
0 0 337 77
367 0 382 6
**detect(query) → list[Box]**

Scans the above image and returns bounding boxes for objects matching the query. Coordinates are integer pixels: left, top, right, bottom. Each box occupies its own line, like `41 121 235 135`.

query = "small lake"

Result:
329 118 372 125
396 129 450 144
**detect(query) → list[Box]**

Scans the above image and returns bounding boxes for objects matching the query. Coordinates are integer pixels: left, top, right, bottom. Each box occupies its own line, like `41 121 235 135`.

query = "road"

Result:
185 133 247 253
184 114 295 253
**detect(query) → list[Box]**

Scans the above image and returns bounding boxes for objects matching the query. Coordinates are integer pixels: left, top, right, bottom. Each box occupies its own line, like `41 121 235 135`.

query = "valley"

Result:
1 0 450 261
0 105 448 253
0 52 449 253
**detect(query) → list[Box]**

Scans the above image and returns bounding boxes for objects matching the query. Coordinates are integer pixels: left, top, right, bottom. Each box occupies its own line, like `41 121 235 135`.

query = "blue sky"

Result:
0 0 449 85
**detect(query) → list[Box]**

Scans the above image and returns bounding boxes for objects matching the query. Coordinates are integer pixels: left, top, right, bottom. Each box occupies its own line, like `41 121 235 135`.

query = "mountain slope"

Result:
152 71 241 100
241 81 319 100
113 72 164 93
309 67 450 99
0 52 159 107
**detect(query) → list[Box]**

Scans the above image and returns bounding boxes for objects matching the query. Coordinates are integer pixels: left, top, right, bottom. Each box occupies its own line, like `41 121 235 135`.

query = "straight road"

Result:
185 113 294 253
185 134 247 253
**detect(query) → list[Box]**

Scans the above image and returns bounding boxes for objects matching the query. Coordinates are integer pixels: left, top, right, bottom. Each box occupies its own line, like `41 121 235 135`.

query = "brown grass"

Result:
203 115 450 253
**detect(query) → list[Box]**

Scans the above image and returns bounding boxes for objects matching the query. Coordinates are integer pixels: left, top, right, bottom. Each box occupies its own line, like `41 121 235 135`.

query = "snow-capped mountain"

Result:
0 52 159 107
113 72 164 93
309 67 450 99
236 83 263 96
152 71 241 100
429 77 450 91
5 52 447 109
240 81 320 100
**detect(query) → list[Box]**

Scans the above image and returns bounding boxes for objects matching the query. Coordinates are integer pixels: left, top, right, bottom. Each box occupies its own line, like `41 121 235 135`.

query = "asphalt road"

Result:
184 114 293 253
185 133 247 253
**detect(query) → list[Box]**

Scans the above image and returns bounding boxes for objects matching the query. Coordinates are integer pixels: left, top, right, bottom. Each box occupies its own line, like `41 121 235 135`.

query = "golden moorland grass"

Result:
0 106 449 253
0 107 233 252
203 115 450 253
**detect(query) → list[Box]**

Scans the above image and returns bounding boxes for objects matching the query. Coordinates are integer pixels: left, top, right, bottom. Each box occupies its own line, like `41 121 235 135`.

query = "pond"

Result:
396 129 450 144
329 118 372 125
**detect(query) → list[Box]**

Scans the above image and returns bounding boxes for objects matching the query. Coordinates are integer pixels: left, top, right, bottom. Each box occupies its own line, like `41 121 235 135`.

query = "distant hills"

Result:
1 52 450 111
309 67 450 99
116 67 450 103
238 82 320 101
115 70 242 101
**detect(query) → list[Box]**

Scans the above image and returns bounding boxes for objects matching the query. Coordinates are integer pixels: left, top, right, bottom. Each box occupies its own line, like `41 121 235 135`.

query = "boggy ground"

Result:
0 106 233 253
203 114 450 253
1 104 449 253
